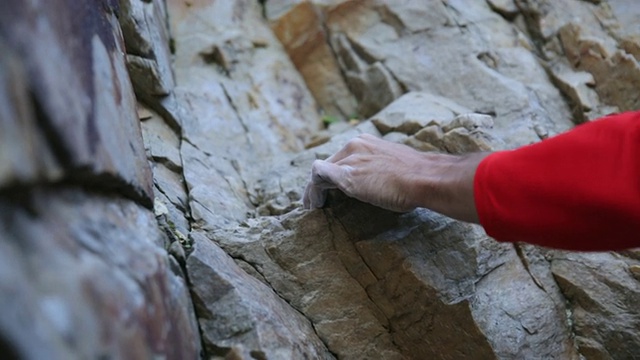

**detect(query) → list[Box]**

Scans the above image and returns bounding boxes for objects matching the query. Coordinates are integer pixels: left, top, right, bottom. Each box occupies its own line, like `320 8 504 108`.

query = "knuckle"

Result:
358 133 376 141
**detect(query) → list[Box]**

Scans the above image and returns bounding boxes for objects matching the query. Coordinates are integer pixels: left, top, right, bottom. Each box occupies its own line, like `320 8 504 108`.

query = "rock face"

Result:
1 0 639 359
0 0 199 358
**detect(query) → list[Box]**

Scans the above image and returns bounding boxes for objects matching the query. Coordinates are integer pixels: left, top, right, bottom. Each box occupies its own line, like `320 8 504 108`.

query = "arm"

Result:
475 111 640 250
304 111 640 251
303 134 487 222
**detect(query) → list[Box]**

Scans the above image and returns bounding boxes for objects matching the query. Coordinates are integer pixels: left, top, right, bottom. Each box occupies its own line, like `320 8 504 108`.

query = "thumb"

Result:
311 160 345 190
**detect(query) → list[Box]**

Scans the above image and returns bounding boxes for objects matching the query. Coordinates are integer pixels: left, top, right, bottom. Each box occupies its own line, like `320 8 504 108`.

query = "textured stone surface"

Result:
319 0 575 148
517 0 640 114
0 39 62 187
0 189 200 359
0 1 200 359
551 252 640 359
268 0 358 120
187 231 333 359
0 0 153 204
167 0 324 230
119 0 175 97
2 0 640 359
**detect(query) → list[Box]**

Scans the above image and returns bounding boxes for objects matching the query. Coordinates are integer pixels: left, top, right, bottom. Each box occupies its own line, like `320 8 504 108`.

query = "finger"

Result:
311 160 345 189
325 134 376 163
303 160 347 209
303 182 327 209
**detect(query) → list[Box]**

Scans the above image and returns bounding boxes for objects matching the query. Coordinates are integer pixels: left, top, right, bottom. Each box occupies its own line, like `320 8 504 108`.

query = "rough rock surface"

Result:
0 0 199 358
1 0 639 359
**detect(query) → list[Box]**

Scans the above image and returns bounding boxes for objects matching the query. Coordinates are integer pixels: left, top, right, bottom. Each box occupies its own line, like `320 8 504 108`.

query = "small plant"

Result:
322 115 340 127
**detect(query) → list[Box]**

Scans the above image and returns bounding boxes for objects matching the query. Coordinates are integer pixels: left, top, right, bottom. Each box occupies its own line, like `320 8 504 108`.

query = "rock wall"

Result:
0 0 639 359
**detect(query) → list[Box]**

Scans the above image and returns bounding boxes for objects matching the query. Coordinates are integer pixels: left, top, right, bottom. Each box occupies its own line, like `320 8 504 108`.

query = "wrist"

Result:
413 152 490 223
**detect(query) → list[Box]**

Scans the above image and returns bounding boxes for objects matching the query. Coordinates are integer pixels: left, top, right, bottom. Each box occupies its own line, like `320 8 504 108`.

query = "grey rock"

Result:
0 39 63 188
325 0 575 148
371 92 460 135
0 0 154 204
140 105 183 172
487 0 520 18
0 189 200 359
551 252 640 359
119 0 175 96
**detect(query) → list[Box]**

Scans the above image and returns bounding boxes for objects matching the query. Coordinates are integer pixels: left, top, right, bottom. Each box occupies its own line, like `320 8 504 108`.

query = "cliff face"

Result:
0 0 638 359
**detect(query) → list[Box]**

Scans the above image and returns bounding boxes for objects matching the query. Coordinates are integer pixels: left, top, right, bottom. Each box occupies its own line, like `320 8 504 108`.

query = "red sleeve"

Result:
474 111 640 251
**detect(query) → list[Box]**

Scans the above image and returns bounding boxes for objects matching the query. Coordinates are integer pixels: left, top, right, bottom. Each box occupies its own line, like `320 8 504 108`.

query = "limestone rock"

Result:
167 0 324 229
559 23 640 111
268 1 358 119
371 92 465 135
333 33 404 118
548 61 601 122
212 197 578 359
487 0 520 19
119 0 175 96
551 252 640 359
0 0 154 204
0 189 200 359
0 39 62 187
321 0 575 148
187 231 334 359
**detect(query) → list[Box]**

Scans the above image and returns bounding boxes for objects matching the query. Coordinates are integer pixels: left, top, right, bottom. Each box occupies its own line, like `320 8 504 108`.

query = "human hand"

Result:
302 133 486 222
303 134 429 212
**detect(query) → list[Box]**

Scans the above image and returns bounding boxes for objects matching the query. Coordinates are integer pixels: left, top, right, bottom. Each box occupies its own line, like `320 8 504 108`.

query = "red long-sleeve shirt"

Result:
474 111 640 251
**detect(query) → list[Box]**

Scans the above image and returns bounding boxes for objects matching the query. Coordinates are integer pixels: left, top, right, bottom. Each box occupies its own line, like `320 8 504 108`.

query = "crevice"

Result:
325 209 406 353
223 247 339 359
0 167 153 210
380 60 409 94
513 242 547 292
256 0 267 20
29 90 74 169
486 0 520 21
221 84 252 143
185 267 217 359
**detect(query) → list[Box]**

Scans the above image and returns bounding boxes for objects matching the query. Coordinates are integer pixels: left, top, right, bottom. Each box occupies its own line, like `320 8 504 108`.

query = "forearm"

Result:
413 152 489 223
475 111 640 250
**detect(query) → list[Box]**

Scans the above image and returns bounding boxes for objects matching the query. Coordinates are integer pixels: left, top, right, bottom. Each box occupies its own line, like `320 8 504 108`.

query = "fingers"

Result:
303 160 347 209
325 133 377 163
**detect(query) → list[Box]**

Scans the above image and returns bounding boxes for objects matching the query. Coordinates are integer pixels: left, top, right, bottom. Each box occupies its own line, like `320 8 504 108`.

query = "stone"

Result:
442 113 495 133
551 252 640 359
167 0 325 229
268 1 358 119
487 0 520 19
0 39 63 188
549 61 600 122
559 23 640 111
140 105 182 172
186 231 333 359
212 195 578 359
119 0 175 96
0 0 154 205
0 189 200 359
4 0 640 359
370 92 460 135
442 128 495 153
322 0 575 148
332 33 404 118
413 125 445 148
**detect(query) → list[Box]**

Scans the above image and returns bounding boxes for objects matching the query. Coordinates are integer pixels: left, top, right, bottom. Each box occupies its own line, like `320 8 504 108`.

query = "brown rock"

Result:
187 231 333 359
268 1 358 119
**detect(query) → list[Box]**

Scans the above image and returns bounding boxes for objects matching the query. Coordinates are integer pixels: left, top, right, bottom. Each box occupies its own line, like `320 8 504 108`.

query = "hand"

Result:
302 133 487 222
303 134 432 212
